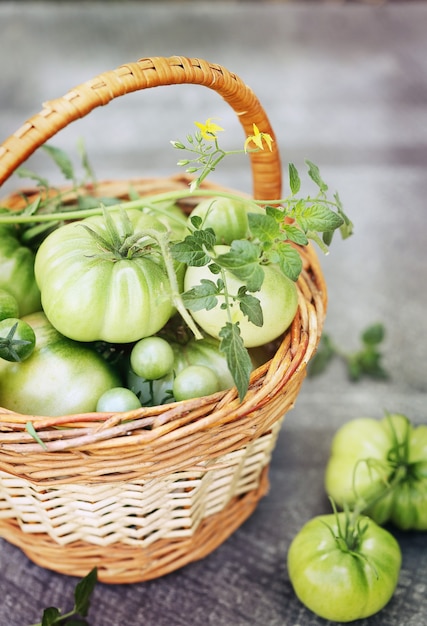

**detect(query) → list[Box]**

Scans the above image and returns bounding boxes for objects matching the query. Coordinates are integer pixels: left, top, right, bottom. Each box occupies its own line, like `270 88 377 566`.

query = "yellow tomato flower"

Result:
194 118 225 141
244 124 274 152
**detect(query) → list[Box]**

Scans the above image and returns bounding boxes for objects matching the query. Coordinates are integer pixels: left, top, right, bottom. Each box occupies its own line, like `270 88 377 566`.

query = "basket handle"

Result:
0 56 282 199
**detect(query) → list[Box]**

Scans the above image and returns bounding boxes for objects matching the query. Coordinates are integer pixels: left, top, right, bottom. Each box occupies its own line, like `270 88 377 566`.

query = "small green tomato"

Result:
130 336 175 380
173 364 220 401
96 387 142 413
189 197 264 244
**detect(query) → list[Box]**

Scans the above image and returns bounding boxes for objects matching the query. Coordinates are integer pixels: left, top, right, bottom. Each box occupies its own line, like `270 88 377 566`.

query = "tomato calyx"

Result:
324 500 364 554
80 208 162 261
353 414 415 511
323 500 380 579
0 319 36 362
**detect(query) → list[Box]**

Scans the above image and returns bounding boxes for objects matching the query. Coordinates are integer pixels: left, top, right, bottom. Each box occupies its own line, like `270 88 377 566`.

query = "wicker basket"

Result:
0 56 327 584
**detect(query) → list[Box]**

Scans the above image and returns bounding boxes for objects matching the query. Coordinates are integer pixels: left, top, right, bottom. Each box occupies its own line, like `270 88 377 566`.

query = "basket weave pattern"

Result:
0 57 326 583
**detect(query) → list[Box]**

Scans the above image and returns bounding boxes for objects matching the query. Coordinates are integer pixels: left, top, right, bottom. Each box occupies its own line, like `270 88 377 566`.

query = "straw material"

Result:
0 57 327 583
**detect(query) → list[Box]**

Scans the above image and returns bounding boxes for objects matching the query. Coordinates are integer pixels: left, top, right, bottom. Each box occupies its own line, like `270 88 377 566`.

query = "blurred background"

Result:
0 2 426 625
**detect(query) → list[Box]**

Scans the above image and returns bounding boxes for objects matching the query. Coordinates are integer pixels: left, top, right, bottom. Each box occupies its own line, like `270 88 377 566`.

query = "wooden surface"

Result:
1 2 426 625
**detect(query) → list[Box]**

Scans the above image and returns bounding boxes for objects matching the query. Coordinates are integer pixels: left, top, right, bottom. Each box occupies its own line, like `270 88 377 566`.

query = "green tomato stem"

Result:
150 230 203 341
26 607 77 626
0 187 342 227
0 189 256 224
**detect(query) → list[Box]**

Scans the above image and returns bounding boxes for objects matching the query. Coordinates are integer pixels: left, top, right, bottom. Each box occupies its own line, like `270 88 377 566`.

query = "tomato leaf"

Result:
74 567 98 616
308 324 389 381
296 204 344 233
289 162 301 195
247 212 280 242
171 229 216 266
77 137 96 185
305 159 328 192
42 145 76 183
219 322 252 400
190 215 203 229
237 289 263 326
41 607 62 626
26 421 48 451
308 334 336 377
362 323 385 346
16 167 50 190
265 205 285 221
335 191 354 239
181 279 220 311
215 240 264 291
266 243 302 282
282 224 309 246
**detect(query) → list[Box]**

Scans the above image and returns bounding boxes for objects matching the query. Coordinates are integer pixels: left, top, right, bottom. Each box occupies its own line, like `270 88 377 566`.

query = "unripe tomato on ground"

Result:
287 512 401 622
325 413 427 530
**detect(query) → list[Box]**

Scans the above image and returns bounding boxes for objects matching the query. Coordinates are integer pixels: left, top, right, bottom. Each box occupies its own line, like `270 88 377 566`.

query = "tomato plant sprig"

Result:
0 121 352 400
309 322 389 380
26 566 97 626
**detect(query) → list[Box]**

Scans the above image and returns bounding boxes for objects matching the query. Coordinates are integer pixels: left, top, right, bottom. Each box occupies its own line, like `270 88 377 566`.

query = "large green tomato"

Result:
188 197 264 245
287 512 401 622
142 201 188 241
0 311 121 416
184 247 298 348
325 414 427 530
0 223 41 316
127 335 235 405
34 209 180 343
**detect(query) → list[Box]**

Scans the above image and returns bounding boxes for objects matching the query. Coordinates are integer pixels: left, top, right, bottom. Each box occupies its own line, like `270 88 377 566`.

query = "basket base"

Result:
0 467 270 584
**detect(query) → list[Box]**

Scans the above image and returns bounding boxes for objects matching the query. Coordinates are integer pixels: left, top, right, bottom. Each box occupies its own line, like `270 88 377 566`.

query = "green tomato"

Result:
96 387 141 413
34 209 181 343
127 335 235 406
184 247 298 348
325 413 427 530
0 289 20 321
287 512 401 622
189 197 264 245
173 364 220 401
0 318 36 362
0 311 121 416
130 336 175 380
0 223 41 316
142 201 189 241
